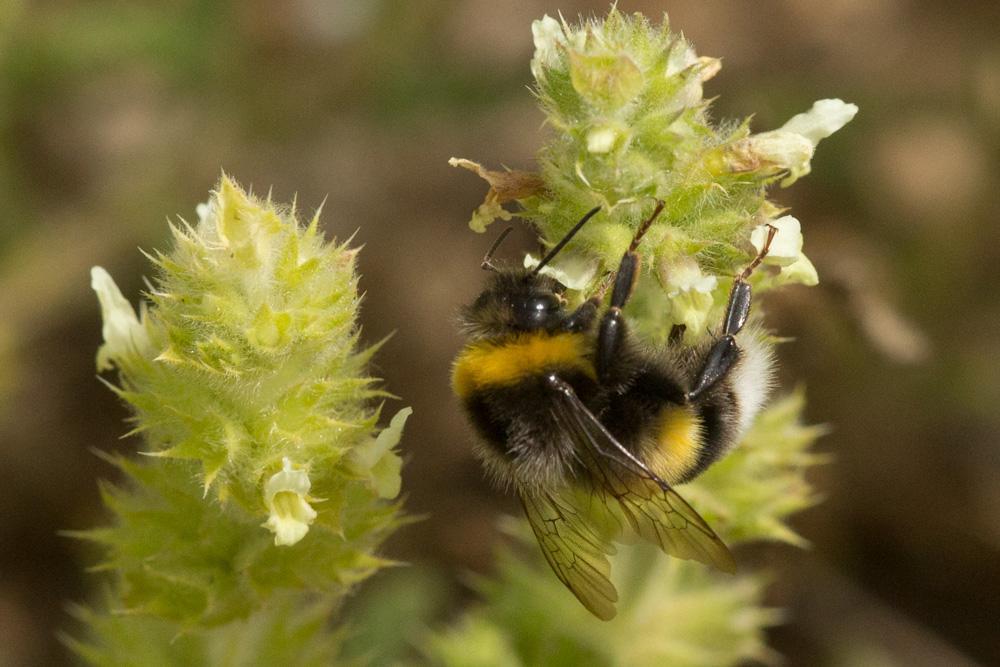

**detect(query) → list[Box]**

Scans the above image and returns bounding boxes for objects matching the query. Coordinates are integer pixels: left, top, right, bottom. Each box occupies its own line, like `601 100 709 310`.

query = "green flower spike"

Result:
70 176 409 660
454 9 856 343
432 8 848 665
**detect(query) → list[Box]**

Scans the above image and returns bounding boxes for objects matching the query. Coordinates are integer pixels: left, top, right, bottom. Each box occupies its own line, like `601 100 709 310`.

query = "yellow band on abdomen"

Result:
452 332 594 398
646 404 703 484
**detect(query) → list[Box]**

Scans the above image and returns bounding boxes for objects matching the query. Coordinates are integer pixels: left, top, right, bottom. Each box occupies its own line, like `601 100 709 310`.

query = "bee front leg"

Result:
561 297 600 333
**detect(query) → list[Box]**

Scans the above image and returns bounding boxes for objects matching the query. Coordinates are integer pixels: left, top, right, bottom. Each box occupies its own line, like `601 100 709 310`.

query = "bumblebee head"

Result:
462 206 603 338
461 269 568 338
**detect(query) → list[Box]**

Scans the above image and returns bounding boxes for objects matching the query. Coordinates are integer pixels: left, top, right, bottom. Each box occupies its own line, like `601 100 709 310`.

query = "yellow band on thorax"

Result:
452 332 594 398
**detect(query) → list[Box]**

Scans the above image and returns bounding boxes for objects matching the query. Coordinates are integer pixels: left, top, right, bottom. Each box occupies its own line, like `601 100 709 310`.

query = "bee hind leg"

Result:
685 225 777 402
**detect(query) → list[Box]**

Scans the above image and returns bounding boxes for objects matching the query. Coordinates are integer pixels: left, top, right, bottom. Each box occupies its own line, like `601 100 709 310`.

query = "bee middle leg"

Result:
595 201 665 382
685 225 777 402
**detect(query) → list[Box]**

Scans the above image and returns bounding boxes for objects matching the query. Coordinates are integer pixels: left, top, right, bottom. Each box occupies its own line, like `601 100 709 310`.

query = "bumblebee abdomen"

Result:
451 331 594 399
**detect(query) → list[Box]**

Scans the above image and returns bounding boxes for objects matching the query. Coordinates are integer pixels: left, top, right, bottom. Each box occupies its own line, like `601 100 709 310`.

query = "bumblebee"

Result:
452 202 777 620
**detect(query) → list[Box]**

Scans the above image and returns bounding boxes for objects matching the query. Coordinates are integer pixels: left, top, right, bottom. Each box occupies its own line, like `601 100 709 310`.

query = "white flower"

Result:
347 407 411 499
523 252 599 291
781 98 859 146
662 38 720 110
530 14 589 80
730 99 858 187
750 216 818 286
750 216 802 267
531 15 565 72
660 256 718 337
586 126 619 154
195 201 212 224
734 131 814 181
262 458 317 546
662 256 718 297
90 266 151 371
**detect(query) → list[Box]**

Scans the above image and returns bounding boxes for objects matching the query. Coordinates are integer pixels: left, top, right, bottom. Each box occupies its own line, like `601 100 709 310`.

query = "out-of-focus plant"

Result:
65 176 410 663
435 8 852 665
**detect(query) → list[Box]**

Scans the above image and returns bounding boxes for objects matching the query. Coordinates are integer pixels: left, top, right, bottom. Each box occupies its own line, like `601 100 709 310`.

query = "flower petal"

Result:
751 216 803 267
661 256 718 297
523 252 599 291
775 253 819 287
780 99 858 147
91 266 151 371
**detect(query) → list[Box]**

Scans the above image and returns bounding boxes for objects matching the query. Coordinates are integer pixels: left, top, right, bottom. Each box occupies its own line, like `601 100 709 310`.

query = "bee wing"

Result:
519 489 619 620
546 375 737 574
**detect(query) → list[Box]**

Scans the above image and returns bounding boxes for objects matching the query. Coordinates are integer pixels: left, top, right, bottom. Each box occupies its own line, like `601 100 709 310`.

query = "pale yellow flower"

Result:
523 252 599 291
262 458 317 546
660 256 718 335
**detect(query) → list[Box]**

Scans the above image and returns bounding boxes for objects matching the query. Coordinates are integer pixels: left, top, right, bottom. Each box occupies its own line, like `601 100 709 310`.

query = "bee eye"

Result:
532 295 560 312
514 294 562 328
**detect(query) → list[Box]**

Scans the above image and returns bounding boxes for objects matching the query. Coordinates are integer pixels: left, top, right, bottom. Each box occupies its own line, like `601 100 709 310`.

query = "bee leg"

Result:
596 200 666 382
685 225 777 402
668 324 687 345
595 251 640 382
562 296 600 333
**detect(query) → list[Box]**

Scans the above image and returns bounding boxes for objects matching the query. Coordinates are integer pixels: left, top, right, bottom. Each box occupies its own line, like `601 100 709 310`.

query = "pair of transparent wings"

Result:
518 375 736 621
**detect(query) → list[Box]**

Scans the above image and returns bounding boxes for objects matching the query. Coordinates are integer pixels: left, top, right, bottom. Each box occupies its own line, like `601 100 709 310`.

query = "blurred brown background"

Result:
1 1 998 665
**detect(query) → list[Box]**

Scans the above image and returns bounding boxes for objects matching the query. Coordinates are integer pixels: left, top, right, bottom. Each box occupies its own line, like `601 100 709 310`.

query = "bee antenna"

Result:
481 226 514 272
532 205 602 275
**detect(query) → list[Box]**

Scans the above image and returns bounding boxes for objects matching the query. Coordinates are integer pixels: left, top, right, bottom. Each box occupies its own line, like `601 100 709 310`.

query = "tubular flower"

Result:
751 216 819 286
263 458 318 547
90 266 152 371
659 256 719 336
723 99 858 186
